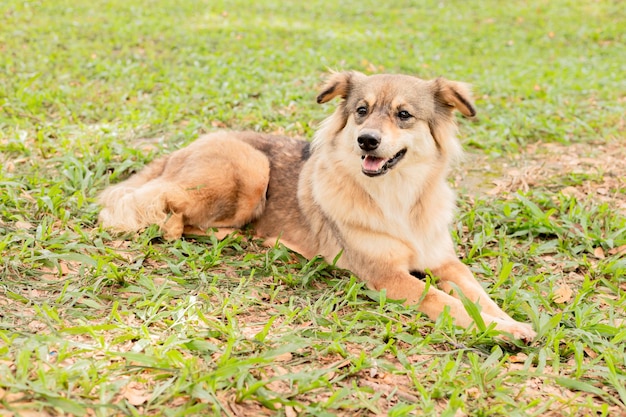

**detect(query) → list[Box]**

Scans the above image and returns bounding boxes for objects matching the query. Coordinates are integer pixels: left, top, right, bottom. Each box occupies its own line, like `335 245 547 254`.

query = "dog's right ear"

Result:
432 78 476 118
316 71 365 104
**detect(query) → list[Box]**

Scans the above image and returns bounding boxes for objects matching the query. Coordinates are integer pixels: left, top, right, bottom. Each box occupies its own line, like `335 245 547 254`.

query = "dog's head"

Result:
315 71 475 177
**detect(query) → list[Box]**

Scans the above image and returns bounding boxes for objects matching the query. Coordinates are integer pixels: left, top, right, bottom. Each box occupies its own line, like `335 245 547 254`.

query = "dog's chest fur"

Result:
310 155 455 269
362 171 442 259
367 175 418 232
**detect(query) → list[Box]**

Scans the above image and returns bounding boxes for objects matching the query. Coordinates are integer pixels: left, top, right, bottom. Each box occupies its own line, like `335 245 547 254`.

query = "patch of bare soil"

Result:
456 140 626 215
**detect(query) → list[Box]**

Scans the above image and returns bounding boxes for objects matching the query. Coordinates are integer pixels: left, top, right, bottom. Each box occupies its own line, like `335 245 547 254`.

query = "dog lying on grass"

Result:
99 71 536 341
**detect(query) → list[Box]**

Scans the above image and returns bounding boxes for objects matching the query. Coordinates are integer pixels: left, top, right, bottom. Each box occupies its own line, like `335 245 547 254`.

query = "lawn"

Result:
1 0 625 416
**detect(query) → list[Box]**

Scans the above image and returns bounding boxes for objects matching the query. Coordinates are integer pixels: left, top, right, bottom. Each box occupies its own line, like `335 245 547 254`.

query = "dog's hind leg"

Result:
98 134 271 240
162 137 271 239
98 156 170 233
99 177 186 238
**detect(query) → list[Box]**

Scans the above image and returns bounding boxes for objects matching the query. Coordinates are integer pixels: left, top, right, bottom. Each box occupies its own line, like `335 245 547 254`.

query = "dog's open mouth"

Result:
361 149 407 177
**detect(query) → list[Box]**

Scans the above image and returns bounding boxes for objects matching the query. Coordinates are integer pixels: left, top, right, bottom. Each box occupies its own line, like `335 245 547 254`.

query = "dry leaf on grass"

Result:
561 186 585 199
553 284 574 304
274 352 293 362
509 353 529 363
285 406 298 417
583 347 599 359
14 220 34 229
593 247 605 259
122 382 151 406
359 379 419 403
608 245 626 256
0 387 24 403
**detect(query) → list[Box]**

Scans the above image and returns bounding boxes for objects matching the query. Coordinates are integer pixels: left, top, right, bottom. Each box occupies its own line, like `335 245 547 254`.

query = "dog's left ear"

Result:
432 78 476 118
316 71 366 104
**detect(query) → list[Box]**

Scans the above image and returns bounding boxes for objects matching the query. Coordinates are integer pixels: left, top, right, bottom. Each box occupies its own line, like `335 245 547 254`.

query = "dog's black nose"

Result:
357 133 380 151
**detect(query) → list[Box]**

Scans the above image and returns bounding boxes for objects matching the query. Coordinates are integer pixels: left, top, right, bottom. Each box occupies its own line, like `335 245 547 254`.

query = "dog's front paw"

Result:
494 319 537 342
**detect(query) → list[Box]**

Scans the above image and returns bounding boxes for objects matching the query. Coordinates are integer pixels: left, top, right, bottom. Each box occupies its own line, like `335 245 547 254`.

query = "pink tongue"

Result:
362 155 386 172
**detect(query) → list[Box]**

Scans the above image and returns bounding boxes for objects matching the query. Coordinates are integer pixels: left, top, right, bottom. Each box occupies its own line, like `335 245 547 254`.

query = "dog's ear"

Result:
432 78 476 118
316 71 365 104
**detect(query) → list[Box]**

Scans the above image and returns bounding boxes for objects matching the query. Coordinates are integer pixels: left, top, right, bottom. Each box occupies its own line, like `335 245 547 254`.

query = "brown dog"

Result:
99 72 536 340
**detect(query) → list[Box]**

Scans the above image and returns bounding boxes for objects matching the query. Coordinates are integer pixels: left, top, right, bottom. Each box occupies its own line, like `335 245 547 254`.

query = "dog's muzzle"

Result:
361 149 407 177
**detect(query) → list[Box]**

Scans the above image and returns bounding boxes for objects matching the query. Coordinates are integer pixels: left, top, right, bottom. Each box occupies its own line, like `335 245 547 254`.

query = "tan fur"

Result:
99 72 536 341
98 132 270 240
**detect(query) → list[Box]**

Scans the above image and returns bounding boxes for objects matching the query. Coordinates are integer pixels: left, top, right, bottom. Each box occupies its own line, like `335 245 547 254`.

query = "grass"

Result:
1 0 625 415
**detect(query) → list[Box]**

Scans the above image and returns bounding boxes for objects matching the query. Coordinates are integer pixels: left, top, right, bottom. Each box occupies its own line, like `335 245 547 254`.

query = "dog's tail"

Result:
98 156 178 235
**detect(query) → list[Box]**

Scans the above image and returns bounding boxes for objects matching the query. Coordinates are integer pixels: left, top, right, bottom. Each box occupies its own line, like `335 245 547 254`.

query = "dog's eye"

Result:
397 110 412 120
356 106 368 116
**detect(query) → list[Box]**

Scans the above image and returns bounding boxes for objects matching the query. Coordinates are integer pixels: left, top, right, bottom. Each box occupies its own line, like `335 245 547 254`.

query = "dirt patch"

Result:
456 140 626 215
